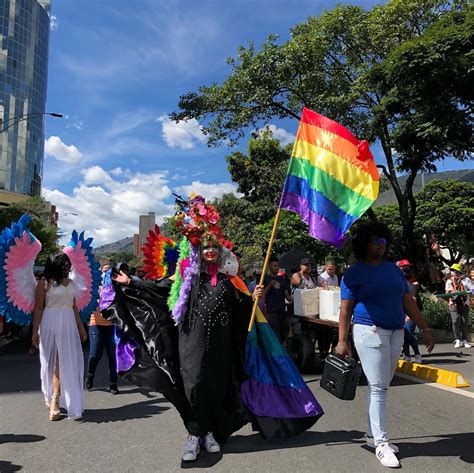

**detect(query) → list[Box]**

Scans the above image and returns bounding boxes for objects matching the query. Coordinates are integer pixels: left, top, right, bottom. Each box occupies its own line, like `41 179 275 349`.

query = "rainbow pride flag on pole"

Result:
230 277 323 438
279 107 380 248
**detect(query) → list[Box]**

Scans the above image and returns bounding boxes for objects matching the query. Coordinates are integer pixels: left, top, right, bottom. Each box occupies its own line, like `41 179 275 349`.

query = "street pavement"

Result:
0 340 473 473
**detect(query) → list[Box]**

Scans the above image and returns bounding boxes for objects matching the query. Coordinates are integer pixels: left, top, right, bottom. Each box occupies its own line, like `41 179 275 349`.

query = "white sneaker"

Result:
376 442 400 468
182 435 200 462
367 436 399 453
413 354 423 364
203 432 221 453
402 355 411 362
462 340 472 348
454 339 462 348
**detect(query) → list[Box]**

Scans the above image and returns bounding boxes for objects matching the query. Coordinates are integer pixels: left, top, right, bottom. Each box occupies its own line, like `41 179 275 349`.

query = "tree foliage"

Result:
0 197 59 265
172 0 473 261
416 179 474 264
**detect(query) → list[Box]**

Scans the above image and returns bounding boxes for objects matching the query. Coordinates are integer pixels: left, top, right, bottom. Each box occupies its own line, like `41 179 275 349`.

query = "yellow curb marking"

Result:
396 360 470 388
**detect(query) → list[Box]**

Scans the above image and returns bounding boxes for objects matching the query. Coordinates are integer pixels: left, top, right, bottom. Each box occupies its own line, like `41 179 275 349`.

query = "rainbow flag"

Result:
240 304 324 438
279 107 380 248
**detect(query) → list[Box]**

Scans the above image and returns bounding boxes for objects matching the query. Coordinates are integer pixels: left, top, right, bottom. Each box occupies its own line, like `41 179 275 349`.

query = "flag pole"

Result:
248 207 282 332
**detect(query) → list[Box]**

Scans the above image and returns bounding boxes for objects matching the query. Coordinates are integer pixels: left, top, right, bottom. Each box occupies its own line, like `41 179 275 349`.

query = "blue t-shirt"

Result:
340 261 410 330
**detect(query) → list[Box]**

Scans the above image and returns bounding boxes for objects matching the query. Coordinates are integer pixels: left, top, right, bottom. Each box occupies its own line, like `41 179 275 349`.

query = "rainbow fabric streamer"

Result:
232 278 323 438
279 107 380 248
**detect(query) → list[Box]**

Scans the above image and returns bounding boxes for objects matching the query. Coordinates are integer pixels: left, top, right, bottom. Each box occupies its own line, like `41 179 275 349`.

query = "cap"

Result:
300 258 311 265
397 259 412 267
450 263 462 272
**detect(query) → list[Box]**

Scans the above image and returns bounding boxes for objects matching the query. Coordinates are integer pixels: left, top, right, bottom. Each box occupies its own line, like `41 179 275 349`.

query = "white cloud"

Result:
258 124 294 146
157 115 206 150
175 181 240 201
43 166 173 246
44 136 83 164
66 118 83 130
50 15 58 31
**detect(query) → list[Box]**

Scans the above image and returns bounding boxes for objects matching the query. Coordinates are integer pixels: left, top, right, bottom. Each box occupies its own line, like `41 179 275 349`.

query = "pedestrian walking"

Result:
336 222 434 468
446 264 471 349
32 253 87 420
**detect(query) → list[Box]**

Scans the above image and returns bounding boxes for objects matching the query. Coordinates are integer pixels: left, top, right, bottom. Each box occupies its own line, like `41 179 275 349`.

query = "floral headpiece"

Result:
174 194 222 246
167 194 239 325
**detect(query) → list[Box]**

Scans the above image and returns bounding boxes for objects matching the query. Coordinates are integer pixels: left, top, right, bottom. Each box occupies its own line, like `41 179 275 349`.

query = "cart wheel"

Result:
287 333 315 373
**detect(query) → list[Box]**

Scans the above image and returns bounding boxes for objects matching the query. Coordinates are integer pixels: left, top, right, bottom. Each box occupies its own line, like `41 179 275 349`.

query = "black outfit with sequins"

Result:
179 271 250 437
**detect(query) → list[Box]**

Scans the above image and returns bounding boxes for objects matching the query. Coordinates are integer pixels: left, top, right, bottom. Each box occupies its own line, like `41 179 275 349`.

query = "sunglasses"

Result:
369 237 388 246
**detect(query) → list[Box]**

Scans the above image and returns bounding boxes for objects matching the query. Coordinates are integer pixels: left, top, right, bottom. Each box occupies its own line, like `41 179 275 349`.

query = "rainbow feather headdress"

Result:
141 224 179 279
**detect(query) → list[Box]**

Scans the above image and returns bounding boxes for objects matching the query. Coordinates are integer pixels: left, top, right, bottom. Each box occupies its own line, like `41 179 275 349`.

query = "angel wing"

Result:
0 214 42 325
63 230 101 323
142 224 179 279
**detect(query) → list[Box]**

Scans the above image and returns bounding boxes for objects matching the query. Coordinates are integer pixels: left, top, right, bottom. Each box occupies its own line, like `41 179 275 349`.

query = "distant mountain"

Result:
94 237 133 257
375 169 474 207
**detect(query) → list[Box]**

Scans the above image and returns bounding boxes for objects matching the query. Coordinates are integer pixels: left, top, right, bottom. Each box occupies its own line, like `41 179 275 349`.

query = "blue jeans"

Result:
403 319 420 356
353 324 404 446
87 325 117 384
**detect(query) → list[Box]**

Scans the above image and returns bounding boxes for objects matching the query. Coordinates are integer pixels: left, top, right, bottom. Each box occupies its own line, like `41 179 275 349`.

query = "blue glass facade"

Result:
0 0 51 196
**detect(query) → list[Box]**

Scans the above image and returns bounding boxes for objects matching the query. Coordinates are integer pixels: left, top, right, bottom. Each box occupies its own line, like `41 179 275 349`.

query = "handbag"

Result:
320 353 361 400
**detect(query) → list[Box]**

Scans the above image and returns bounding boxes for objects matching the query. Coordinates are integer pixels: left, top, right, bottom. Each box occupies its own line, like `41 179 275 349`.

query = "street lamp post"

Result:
0 112 64 133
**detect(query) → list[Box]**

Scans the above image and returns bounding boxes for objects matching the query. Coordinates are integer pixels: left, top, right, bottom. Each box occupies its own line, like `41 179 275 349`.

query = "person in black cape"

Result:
103 236 263 462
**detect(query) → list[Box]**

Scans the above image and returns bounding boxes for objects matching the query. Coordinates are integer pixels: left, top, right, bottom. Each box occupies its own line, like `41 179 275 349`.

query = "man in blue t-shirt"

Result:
264 256 292 342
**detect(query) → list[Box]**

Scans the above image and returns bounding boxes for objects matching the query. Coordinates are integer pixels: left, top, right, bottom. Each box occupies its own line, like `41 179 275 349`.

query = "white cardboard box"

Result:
293 288 320 317
319 289 341 322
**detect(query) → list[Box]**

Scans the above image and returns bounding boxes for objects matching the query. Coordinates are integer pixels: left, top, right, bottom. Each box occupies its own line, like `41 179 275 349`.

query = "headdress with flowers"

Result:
168 194 239 325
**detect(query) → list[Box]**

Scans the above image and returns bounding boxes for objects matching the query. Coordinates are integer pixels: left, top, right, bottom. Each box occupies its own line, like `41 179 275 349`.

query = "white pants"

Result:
353 324 404 446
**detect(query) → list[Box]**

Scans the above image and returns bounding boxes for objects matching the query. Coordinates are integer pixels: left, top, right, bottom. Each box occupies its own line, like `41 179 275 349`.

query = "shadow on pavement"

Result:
181 451 224 469
420 358 469 365
0 434 45 445
394 432 474 464
82 398 169 423
225 429 365 454
0 460 22 472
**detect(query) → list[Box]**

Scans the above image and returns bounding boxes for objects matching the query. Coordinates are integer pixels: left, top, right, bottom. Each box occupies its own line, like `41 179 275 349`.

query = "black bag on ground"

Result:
320 354 361 400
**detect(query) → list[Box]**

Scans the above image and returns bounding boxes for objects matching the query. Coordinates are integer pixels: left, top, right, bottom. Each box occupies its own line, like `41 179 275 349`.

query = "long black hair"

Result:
351 222 392 261
43 253 72 285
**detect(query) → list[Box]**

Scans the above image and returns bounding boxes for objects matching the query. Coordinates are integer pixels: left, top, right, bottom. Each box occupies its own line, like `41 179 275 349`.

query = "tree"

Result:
172 1 473 261
0 197 59 265
416 179 474 265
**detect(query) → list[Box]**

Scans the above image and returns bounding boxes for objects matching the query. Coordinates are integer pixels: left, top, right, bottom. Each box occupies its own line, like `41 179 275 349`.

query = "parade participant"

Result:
264 256 292 342
318 260 339 288
291 258 316 290
397 260 423 363
85 264 119 395
446 264 471 349
336 222 434 468
32 253 87 420
0 216 100 421
102 195 324 463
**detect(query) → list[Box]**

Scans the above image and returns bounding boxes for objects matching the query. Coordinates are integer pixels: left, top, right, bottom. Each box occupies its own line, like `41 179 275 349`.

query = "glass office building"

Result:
0 0 51 196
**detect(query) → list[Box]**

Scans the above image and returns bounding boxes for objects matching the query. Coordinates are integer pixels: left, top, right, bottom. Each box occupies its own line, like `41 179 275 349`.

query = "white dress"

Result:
39 281 84 418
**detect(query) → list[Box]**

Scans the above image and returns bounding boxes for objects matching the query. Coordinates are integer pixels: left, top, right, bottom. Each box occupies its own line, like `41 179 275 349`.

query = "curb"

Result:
396 359 470 388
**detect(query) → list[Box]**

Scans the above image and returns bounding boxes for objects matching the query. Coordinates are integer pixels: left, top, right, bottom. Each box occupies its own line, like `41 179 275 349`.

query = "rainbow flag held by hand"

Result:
279 107 380 248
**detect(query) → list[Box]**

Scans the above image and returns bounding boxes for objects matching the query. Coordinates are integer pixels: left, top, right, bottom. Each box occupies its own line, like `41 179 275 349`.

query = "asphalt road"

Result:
0 342 473 473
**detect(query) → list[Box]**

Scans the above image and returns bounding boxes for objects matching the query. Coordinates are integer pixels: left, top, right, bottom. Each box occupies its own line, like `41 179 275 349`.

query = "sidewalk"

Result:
405 342 474 393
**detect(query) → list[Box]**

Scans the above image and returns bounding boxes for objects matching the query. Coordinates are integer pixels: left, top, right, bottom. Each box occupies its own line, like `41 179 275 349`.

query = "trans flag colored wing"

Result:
63 230 101 323
0 214 42 325
142 224 179 279
231 276 324 438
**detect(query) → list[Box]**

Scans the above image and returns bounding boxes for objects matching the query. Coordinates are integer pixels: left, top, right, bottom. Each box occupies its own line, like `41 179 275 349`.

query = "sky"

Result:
42 0 472 247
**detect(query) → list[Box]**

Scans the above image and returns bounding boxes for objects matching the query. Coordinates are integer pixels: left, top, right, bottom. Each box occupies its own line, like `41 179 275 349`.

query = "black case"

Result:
320 354 361 400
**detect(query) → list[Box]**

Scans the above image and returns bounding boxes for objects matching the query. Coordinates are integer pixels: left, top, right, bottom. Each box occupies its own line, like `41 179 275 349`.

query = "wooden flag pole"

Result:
248 207 282 332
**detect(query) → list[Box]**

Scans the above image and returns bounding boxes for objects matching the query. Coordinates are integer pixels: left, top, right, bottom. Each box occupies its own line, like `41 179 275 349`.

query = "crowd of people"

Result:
1 216 473 469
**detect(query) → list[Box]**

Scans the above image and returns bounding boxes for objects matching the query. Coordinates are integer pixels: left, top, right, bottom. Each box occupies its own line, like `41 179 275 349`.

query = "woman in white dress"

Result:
32 253 87 420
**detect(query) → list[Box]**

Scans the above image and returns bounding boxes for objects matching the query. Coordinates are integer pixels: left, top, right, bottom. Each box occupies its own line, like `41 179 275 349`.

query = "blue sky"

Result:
42 0 472 246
